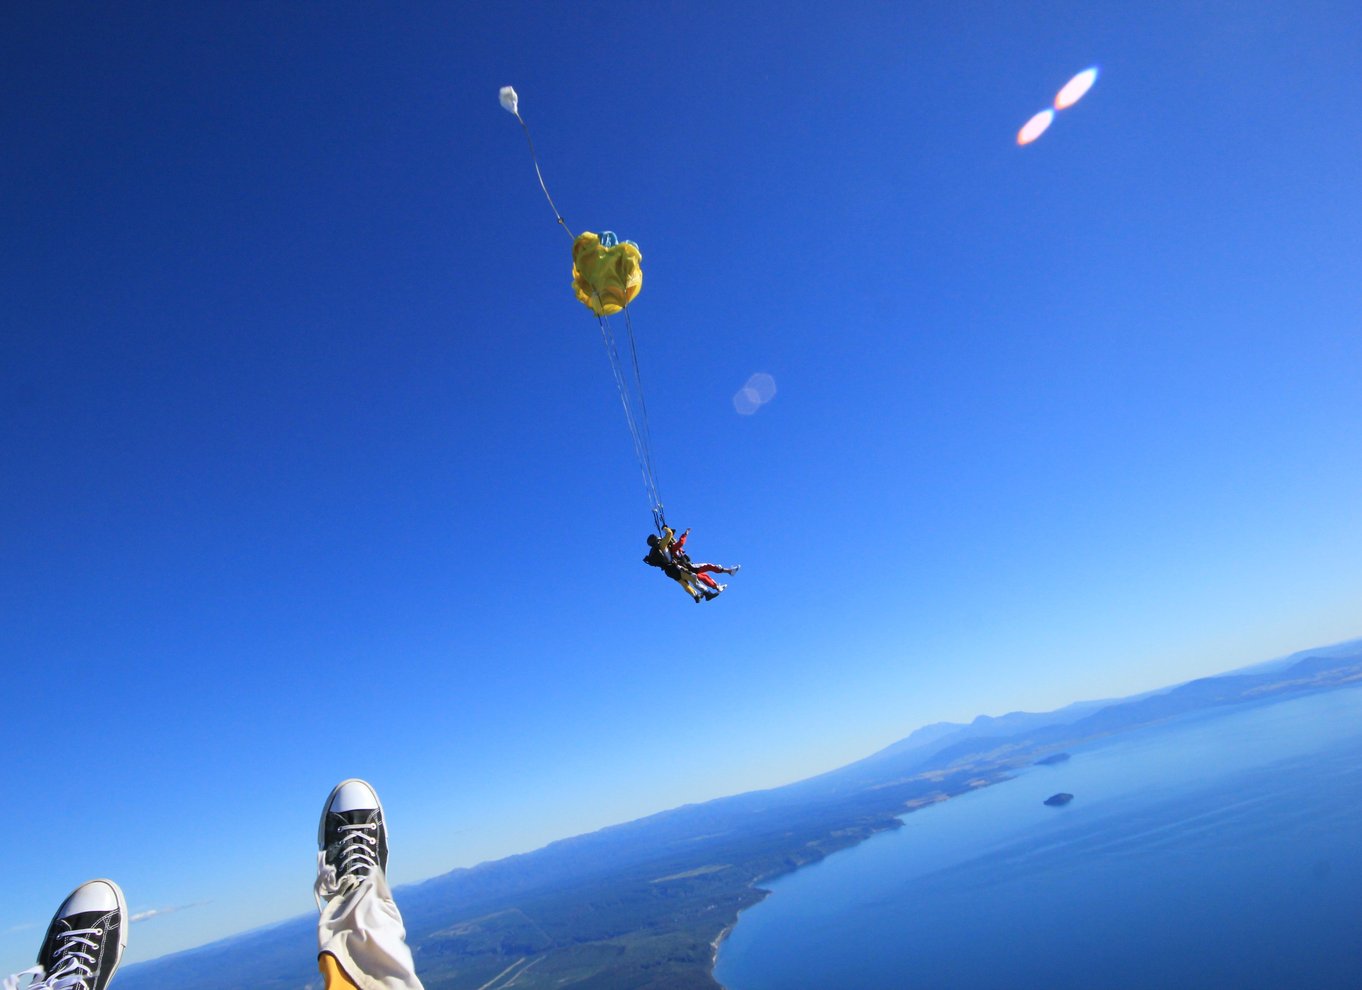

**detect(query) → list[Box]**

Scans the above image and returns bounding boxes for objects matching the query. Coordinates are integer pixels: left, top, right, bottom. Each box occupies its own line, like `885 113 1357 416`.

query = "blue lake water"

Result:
715 686 1362 989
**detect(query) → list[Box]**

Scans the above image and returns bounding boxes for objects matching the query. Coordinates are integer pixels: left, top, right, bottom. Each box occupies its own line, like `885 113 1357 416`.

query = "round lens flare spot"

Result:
1017 109 1055 146
1055 67 1099 110
745 373 776 403
733 389 761 415
733 372 777 415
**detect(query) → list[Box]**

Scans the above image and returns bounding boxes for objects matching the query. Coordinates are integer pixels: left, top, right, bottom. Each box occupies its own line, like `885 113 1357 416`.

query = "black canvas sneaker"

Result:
21 881 127 990
315 779 389 907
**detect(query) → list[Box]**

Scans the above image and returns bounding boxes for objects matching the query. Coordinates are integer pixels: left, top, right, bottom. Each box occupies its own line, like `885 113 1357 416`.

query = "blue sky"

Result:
4 0 1360 971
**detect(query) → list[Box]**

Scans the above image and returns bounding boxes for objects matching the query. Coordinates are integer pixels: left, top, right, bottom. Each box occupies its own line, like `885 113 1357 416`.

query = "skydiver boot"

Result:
6 880 128 990
314 779 424 990
315 779 389 908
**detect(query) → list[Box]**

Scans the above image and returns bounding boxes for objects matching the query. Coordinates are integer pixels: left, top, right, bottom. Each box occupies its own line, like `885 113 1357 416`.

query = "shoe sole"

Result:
107 880 129 966
317 778 389 851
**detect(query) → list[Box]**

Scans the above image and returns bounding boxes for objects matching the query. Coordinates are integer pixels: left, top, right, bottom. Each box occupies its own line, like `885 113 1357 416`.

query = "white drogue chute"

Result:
498 85 571 235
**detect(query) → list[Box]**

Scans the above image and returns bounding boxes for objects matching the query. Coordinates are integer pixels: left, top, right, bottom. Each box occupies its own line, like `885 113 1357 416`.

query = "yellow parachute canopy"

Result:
572 232 642 316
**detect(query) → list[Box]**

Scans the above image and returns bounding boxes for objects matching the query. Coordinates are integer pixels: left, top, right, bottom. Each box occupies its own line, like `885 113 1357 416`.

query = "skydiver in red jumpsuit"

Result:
669 528 740 594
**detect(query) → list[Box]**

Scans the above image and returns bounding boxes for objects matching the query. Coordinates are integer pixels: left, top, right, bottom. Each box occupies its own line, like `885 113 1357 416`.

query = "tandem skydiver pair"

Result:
643 527 740 603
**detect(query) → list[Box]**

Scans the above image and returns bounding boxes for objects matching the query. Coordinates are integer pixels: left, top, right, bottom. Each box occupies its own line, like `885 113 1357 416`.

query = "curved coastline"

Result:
710 686 1362 990
709 773 1019 988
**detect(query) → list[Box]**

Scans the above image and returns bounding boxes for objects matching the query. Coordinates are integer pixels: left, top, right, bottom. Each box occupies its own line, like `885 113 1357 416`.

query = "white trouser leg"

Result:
318 870 423 990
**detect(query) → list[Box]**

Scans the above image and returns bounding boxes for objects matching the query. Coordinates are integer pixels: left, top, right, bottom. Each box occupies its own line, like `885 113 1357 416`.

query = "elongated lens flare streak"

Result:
1055 67 1099 110
1017 109 1055 146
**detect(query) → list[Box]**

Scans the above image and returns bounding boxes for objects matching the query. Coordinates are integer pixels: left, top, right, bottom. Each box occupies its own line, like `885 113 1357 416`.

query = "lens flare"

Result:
733 372 777 415
1054 67 1098 110
1017 109 1054 146
745 373 776 403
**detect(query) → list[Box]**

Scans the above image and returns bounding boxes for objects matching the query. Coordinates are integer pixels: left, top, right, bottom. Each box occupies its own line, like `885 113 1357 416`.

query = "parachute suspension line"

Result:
597 312 652 510
597 311 664 531
596 312 646 490
621 305 664 530
597 312 657 512
511 111 574 240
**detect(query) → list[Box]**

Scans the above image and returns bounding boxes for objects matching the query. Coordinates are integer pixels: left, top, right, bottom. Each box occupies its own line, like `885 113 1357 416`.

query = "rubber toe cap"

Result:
59 880 123 918
328 779 381 814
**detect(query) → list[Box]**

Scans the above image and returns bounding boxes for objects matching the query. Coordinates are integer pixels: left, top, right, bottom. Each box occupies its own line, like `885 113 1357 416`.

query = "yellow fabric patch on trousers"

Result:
319 952 360 990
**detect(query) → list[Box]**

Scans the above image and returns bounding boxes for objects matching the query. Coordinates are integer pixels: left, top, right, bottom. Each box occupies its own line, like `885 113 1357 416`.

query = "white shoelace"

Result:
3 928 104 990
313 821 380 909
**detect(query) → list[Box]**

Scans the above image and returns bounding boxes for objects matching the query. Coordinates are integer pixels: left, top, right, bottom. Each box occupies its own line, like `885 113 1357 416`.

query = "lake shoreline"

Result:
708 769 1021 989
713 686 1362 990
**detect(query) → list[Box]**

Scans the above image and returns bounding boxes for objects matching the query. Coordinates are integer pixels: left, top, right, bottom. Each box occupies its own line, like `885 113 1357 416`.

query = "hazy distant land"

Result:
117 641 1362 990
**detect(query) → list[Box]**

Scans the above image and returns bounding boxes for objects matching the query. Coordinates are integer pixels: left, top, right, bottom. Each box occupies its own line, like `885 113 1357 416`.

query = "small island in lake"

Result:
1044 793 1074 806
1035 752 1071 766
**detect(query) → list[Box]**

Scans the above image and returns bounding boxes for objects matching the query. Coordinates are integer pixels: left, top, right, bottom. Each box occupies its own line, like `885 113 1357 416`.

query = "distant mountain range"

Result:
118 639 1362 990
